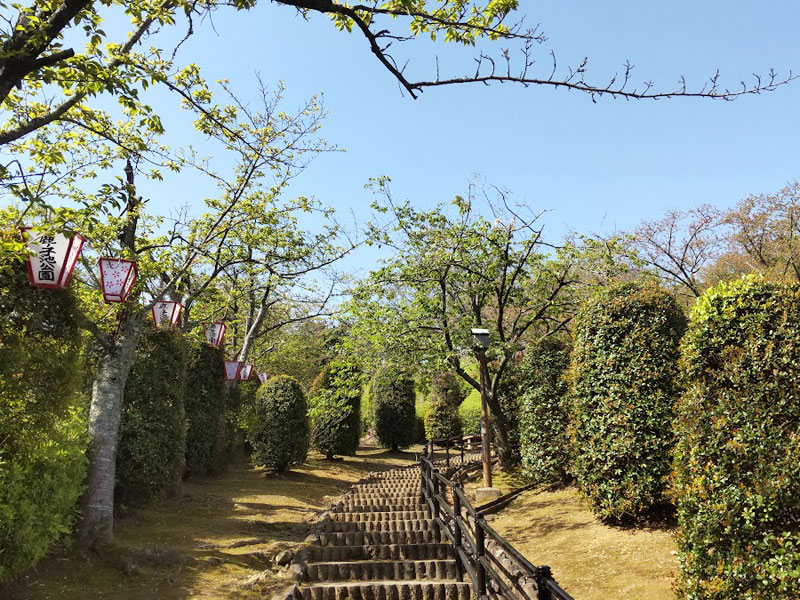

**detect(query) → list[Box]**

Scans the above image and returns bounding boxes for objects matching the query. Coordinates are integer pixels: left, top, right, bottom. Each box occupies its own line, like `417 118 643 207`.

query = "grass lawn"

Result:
11 446 421 600
467 470 678 600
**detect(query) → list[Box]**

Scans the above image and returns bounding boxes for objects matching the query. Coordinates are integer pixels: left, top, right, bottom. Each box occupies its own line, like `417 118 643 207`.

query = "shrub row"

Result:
0 262 87 582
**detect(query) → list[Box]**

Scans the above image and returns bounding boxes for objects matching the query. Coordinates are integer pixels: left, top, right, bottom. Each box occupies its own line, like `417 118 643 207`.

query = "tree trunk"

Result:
77 314 143 548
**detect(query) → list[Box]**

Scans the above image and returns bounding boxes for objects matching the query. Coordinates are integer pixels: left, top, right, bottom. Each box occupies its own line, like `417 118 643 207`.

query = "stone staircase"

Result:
289 458 475 600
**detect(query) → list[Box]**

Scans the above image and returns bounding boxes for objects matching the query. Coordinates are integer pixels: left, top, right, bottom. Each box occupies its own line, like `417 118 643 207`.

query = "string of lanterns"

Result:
22 229 268 384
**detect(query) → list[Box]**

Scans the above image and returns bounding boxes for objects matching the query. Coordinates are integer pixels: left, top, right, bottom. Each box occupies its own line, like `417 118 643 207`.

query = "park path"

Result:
289 456 474 600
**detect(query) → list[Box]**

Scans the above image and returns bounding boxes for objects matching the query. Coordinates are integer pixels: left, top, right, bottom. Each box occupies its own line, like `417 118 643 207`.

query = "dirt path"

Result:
12 447 420 600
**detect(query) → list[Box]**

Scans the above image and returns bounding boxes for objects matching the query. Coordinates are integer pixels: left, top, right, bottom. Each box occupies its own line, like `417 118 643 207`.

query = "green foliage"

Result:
458 392 482 435
424 399 462 440
251 375 309 470
227 378 260 460
370 367 416 450
309 362 361 458
674 276 800 599
430 371 468 408
569 280 686 520
518 338 571 484
183 342 228 477
0 261 87 582
118 326 187 503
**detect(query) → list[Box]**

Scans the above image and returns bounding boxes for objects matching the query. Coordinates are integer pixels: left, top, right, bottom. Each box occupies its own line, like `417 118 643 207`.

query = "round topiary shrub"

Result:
183 341 228 476
0 257 86 582
251 375 309 470
458 393 482 435
117 326 187 503
569 280 686 520
674 276 800 599
370 367 416 450
424 399 462 440
519 337 571 484
430 371 467 408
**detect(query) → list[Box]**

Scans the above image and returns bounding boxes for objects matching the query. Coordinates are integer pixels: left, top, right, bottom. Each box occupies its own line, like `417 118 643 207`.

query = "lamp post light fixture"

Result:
471 327 494 490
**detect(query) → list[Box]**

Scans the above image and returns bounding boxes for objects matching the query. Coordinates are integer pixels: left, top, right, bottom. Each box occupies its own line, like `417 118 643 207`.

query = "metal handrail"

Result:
420 436 575 600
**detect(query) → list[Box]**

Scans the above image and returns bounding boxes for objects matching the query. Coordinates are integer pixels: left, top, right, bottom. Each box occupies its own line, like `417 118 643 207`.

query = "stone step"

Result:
344 493 422 503
306 560 458 582
342 498 424 512
331 510 431 523
308 543 454 562
321 518 436 533
318 530 445 547
300 581 471 600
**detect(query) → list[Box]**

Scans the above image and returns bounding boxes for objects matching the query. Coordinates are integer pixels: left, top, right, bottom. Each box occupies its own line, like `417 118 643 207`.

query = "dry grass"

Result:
11 446 421 600
471 471 679 600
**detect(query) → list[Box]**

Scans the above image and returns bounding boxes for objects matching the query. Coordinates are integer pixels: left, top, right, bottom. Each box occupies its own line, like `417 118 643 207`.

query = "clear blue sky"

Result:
127 1 800 259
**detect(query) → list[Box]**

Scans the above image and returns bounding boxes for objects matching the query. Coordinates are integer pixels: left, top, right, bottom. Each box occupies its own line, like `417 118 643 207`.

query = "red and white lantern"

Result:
99 257 138 303
22 229 86 289
239 364 254 381
204 322 226 347
152 301 182 329
224 360 242 382
257 373 268 384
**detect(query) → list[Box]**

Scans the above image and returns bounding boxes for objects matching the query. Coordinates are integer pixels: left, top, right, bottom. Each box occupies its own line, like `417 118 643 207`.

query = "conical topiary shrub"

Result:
370 366 416 450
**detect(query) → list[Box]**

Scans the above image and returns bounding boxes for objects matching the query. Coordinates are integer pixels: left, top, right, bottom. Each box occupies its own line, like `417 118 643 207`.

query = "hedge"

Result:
674 276 800 598
424 399 462 440
458 393 482 435
370 367 416 450
184 341 228 476
250 375 309 470
309 362 361 459
518 338 571 484
117 326 187 503
0 259 86 582
569 280 685 520
430 371 467 408
227 378 259 460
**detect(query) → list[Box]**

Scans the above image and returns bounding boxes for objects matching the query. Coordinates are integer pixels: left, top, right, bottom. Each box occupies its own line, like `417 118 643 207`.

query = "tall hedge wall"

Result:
227 378 259 460
184 342 228 476
371 367 416 450
117 326 187 503
251 375 309 470
519 337 571 484
674 276 800 598
0 260 86 582
569 280 685 520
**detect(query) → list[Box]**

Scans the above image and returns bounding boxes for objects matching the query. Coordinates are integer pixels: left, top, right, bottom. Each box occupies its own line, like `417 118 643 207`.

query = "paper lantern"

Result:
98 258 138 303
224 360 242 382
152 301 182 329
204 322 226 347
239 364 254 381
22 229 86 289
257 373 268 384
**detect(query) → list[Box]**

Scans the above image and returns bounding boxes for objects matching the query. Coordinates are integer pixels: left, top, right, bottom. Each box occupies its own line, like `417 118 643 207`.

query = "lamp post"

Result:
471 327 493 489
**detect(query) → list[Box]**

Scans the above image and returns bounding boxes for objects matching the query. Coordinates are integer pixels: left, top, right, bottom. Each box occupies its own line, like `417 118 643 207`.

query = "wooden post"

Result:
453 483 464 581
476 519 487 598
478 351 493 488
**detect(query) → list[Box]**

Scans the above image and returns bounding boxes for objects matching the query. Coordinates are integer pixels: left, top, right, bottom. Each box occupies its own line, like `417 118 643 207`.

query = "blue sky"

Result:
29 2 800 269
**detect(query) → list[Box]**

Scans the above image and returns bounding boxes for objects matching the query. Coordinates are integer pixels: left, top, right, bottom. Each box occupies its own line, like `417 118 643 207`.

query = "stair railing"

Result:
420 436 574 600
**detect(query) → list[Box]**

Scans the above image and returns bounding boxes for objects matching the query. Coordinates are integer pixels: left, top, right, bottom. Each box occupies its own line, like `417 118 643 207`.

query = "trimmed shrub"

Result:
413 401 427 443
227 378 259 460
569 280 685 520
674 276 800 599
424 399 462 440
117 326 187 503
430 371 467 408
519 338 572 484
251 375 309 470
309 362 361 459
458 393 482 435
371 367 416 450
0 259 86 582
184 342 228 476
